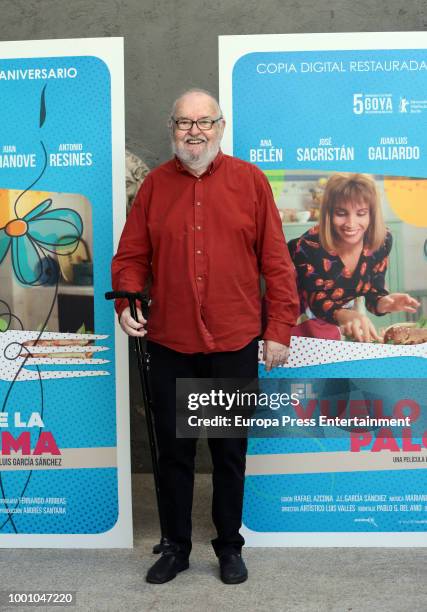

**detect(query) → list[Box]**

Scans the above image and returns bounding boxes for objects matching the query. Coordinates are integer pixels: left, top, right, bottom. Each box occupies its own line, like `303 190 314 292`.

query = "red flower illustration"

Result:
323 258 331 272
331 288 344 299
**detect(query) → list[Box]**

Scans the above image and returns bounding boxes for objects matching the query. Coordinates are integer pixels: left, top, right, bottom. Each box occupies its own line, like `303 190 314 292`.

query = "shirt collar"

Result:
174 150 224 177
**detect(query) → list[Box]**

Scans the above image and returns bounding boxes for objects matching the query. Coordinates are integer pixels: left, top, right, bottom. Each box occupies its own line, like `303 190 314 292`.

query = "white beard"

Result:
172 139 220 173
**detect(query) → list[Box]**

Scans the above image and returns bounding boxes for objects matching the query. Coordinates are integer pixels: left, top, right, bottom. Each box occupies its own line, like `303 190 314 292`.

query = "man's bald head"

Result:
170 89 223 122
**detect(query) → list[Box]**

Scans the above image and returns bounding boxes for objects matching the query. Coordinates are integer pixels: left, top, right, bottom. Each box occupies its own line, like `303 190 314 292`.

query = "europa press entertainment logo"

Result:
352 93 393 114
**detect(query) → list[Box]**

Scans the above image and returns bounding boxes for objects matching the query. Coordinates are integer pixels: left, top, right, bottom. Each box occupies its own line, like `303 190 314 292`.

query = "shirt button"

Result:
197 276 203 281
196 202 201 206
196 225 202 230
198 178 202 182
196 250 202 254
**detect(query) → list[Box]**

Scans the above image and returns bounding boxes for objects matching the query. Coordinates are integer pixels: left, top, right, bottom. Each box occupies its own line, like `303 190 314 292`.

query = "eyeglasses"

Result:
172 117 223 131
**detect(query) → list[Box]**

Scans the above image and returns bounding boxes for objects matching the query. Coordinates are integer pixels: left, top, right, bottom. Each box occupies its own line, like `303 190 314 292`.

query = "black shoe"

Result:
146 551 189 584
219 553 248 584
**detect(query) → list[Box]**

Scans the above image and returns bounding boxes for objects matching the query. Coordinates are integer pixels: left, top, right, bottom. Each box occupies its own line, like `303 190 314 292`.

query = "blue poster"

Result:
0 39 131 547
220 33 427 545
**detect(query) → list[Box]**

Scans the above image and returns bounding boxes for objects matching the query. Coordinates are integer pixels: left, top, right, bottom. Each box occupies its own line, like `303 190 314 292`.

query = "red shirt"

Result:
111 151 299 353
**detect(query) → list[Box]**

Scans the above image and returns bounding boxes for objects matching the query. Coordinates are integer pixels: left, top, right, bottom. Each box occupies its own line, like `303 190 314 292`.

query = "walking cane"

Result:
105 290 171 554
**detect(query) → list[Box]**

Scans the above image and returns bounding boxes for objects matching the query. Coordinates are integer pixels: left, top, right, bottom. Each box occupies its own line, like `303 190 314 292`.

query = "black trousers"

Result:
147 338 259 557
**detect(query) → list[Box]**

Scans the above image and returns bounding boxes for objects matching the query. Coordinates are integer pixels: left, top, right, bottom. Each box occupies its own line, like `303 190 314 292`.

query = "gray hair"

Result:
169 88 223 125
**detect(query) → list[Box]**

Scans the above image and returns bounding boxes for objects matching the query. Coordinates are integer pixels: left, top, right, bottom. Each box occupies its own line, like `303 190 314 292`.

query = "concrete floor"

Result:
0 474 426 612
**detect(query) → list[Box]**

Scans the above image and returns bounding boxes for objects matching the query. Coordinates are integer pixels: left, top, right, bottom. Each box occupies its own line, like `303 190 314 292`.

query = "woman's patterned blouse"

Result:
288 225 392 323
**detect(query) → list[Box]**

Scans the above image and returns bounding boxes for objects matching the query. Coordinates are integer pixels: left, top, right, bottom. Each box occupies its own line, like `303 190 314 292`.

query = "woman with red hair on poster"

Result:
288 173 419 342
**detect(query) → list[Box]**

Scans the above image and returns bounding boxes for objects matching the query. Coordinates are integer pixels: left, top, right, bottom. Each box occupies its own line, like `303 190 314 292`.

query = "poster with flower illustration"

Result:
0 39 131 547
220 32 427 546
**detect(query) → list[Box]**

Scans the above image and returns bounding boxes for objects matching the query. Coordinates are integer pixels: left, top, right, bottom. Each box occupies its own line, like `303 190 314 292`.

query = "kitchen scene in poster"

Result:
0 189 94 334
268 170 427 342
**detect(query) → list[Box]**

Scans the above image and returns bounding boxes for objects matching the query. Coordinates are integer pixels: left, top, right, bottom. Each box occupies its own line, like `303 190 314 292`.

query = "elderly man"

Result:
112 89 299 584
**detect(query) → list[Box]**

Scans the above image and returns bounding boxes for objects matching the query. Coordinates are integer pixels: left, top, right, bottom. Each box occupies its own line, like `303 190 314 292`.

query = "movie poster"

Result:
219 32 427 545
0 38 131 547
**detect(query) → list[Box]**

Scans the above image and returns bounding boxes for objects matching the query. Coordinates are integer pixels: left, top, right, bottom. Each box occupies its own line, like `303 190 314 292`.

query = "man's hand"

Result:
263 340 290 371
119 306 147 337
377 293 420 314
334 309 381 343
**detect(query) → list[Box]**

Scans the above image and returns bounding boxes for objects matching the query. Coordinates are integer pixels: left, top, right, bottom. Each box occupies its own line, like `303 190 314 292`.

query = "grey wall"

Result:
1 0 425 470
2 0 426 168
